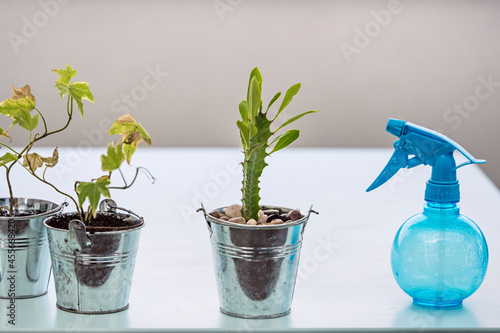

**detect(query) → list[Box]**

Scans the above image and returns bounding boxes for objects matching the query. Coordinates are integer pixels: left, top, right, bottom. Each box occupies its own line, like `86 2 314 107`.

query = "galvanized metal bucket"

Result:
199 204 318 319
0 198 67 299
44 199 144 314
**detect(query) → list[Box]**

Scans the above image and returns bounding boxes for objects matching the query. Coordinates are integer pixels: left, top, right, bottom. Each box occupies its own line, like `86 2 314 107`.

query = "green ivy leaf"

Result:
108 114 152 164
76 176 111 218
269 129 300 155
0 152 18 167
0 96 36 119
101 141 125 172
275 110 319 133
68 82 94 119
53 64 77 86
15 110 38 131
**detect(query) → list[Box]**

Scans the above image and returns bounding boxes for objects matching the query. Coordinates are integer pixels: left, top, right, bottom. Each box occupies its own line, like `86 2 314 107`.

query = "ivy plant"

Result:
237 67 319 221
0 65 152 221
0 64 93 216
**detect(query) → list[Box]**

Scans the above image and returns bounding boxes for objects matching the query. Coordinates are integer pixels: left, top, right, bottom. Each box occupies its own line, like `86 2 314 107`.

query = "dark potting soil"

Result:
47 212 142 288
46 212 142 233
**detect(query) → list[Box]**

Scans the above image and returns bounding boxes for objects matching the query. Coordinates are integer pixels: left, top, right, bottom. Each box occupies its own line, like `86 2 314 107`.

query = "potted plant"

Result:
42 112 153 314
0 65 93 299
198 67 319 319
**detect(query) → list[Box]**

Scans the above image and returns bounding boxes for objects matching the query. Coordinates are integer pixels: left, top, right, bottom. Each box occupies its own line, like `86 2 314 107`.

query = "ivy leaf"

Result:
101 141 125 172
68 82 94 118
41 147 59 168
11 84 36 103
274 83 301 120
108 114 152 164
0 152 18 167
0 127 11 141
76 176 111 218
14 110 38 131
275 110 319 132
22 153 44 172
0 84 36 119
269 129 300 155
52 64 77 86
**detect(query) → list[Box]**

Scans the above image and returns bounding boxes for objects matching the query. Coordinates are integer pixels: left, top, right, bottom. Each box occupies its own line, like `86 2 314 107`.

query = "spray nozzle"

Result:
367 119 485 202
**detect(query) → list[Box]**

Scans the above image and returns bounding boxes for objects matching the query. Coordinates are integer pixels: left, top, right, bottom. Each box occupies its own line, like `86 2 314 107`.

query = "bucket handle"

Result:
99 199 144 223
56 201 69 214
302 205 319 237
69 219 92 252
196 203 213 236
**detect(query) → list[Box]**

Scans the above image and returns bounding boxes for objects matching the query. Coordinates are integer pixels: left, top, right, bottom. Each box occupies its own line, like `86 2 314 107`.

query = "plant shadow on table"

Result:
393 303 478 328
219 311 291 331
54 306 130 330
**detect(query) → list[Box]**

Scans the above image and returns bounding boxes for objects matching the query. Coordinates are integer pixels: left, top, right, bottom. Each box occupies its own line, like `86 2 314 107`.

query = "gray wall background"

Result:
1 0 499 186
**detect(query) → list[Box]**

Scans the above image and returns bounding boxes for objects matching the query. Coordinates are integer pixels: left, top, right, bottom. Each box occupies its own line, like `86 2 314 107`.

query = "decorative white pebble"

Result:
225 204 242 218
229 217 246 224
258 214 268 223
269 219 284 225
247 219 257 225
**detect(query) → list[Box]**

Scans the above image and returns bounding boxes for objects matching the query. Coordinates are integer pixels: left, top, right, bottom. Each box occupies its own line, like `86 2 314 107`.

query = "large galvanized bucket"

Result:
44 200 144 314
0 198 66 299
199 204 317 319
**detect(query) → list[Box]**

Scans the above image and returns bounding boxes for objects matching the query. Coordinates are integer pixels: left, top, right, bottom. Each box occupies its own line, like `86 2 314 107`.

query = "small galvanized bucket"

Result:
0 198 67 299
44 199 144 314
199 204 318 319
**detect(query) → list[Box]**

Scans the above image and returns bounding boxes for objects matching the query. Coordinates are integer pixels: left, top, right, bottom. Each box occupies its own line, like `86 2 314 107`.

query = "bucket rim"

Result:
203 204 315 230
0 197 67 221
43 211 144 234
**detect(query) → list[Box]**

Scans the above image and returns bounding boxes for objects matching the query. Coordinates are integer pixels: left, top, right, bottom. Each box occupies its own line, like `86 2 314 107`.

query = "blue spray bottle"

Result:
367 119 488 308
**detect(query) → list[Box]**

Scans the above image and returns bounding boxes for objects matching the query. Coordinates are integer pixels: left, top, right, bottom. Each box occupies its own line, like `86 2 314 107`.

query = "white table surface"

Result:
1 147 499 332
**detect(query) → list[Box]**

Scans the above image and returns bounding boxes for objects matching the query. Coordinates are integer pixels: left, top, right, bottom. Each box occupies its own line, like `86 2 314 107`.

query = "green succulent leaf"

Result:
108 114 152 164
269 129 300 155
275 110 319 133
76 176 111 218
274 83 301 120
266 92 281 113
0 152 18 167
239 100 248 121
68 82 94 119
236 120 249 148
248 77 261 119
53 64 77 86
101 141 125 172
247 67 262 101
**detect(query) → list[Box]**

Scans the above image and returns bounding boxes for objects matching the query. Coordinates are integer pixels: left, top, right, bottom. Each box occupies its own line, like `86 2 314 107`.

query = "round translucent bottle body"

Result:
391 202 488 308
